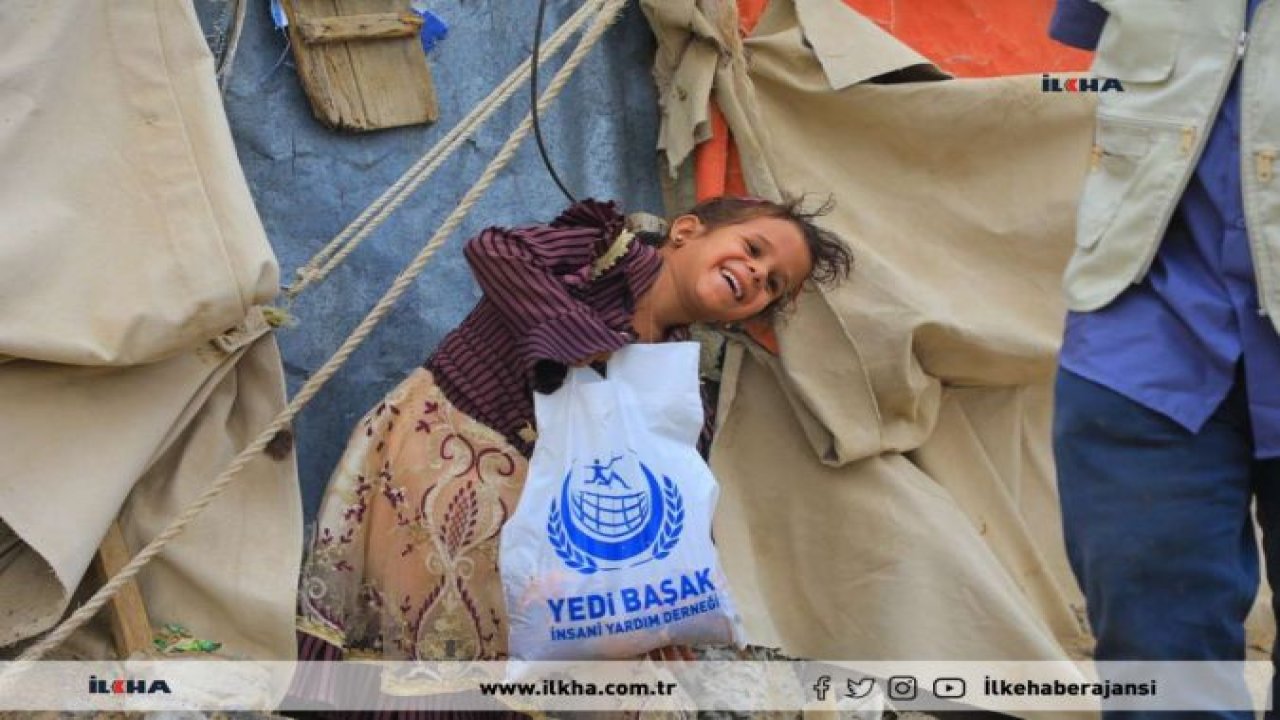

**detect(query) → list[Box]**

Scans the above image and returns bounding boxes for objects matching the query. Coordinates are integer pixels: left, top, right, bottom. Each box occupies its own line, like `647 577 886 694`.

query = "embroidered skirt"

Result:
298 368 528 661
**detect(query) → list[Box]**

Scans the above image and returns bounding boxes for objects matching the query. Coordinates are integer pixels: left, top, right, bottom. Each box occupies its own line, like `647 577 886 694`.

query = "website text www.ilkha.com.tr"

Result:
479 677 679 698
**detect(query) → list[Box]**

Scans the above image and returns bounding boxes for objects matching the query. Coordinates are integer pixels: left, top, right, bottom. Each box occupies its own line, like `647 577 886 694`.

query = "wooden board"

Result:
283 0 439 132
92 521 154 657
298 12 423 44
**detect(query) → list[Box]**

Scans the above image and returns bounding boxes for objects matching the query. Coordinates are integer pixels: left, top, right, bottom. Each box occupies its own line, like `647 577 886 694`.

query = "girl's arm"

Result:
464 222 631 377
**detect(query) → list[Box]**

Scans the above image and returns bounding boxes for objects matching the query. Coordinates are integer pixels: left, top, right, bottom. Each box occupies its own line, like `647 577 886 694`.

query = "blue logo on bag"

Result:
548 453 684 574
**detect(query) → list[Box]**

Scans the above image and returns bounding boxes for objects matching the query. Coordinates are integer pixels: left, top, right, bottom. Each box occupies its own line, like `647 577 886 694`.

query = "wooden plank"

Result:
298 12 423 44
92 521 154 658
283 0 438 132
284 0 366 129
335 0 438 129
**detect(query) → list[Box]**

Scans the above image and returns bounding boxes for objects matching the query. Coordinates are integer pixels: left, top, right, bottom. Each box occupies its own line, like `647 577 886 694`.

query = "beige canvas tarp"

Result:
0 0 301 669
645 0 1099 661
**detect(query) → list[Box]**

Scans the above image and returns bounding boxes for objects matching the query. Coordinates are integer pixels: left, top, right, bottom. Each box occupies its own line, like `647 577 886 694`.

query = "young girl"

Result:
297 196 851 663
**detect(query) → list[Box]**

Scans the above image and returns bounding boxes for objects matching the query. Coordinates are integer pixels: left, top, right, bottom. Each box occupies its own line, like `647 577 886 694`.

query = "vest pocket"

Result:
1076 117 1154 250
1091 0 1182 84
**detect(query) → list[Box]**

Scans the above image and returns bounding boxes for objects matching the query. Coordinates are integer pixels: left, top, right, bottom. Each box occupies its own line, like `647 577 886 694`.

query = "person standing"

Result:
1050 0 1280 716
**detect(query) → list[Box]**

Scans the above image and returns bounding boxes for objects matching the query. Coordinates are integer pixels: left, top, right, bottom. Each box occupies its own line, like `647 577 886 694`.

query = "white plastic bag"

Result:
500 342 744 660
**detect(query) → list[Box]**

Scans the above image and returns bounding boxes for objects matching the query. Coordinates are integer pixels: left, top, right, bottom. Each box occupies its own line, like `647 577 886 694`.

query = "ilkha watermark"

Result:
1042 74 1125 93
88 675 172 695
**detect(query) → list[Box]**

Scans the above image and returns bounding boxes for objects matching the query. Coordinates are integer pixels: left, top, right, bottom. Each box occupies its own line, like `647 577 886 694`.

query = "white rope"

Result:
8 0 627 666
285 0 608 300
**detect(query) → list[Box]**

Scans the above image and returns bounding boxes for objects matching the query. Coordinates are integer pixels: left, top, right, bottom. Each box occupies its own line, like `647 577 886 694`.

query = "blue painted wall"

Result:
197 1 665 524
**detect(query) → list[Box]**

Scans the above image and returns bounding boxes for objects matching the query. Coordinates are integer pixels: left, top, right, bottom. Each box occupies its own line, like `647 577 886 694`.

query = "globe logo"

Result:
547 452 685 574
572 456 649 541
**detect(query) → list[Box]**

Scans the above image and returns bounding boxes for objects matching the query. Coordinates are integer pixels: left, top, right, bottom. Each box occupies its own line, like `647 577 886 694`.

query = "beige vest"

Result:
1066 0 1280 335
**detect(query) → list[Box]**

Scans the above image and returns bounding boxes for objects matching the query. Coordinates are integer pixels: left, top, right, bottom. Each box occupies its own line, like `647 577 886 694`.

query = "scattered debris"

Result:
152 623 222 655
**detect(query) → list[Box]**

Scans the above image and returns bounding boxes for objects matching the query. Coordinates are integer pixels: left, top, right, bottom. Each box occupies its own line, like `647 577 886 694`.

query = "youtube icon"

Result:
933 678 967 699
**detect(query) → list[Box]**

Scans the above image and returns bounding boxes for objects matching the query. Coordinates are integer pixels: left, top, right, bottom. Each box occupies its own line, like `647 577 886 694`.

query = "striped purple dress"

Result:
428 198 666 456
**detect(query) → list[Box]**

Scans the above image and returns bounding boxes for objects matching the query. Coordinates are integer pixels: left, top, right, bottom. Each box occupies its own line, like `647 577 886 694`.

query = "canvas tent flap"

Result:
0 1 278 367
712 352 1078 660
0 333 301 666
789 0 936 90
646 0 1099 663
644 0 938 180
0 0 301 674
762 73 1096 464
644 1 736 177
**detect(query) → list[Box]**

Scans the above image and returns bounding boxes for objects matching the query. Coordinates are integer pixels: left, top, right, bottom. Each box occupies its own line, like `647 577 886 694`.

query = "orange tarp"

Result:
843 0 1093 77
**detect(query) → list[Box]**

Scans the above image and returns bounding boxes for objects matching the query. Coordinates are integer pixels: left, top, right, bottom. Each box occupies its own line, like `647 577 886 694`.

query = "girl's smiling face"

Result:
660 214 813 323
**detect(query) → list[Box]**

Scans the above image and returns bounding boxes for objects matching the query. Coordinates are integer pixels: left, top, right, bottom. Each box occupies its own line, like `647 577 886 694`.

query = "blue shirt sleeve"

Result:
1049 0 1108 50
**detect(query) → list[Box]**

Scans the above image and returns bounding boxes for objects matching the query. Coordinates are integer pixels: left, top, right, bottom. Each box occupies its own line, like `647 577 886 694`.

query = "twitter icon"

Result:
845 677 876 699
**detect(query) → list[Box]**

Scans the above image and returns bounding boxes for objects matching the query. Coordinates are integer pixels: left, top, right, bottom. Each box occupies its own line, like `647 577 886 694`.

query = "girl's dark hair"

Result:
686 194 853 290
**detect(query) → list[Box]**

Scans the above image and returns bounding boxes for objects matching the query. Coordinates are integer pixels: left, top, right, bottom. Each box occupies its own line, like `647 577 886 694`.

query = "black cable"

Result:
532 0 579 205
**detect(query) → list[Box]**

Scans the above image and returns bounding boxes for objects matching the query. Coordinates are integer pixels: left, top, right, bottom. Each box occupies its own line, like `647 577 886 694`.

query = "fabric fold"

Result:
0 0 278 367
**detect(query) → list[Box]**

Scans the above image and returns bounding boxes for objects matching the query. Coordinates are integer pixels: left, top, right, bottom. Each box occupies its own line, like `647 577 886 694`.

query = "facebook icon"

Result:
813 675 832 701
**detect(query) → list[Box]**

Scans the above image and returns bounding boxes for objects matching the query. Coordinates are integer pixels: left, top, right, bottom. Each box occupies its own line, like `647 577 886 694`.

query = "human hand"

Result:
646 645 696 662
572 351 611 367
